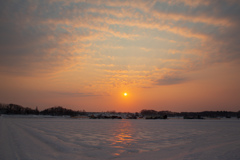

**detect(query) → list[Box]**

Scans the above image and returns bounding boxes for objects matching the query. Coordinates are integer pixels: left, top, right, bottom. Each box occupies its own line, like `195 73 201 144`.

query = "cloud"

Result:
165 0 210 7
0 0 90 76
154 75 188 85
53 91 101 97
1 0 240 88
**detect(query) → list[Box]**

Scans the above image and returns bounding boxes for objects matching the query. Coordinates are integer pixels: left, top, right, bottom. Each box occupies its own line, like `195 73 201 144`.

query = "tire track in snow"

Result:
11 119 77 160
9 118 97 160
0 118 23 160
1 118 71 160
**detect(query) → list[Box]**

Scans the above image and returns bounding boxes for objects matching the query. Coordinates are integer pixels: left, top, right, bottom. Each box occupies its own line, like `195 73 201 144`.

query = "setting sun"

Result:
124 93 128 96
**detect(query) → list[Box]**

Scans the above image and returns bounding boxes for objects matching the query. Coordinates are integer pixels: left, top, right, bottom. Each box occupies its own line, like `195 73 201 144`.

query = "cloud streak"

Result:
154 76 187 86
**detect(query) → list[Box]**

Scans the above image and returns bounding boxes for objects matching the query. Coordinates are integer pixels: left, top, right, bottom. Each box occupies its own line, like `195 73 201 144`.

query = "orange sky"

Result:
0 0 240 112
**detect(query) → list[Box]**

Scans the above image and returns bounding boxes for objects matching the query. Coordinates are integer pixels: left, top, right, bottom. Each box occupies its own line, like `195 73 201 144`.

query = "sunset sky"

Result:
1 0 240 112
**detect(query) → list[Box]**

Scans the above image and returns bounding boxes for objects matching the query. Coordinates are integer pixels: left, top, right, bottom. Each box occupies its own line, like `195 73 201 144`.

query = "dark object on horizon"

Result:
126 113 137 119
145 115 167 119
141 109 168 119
41 106 77 116
89 114 122 119
184 115 204 119
126 116 137 119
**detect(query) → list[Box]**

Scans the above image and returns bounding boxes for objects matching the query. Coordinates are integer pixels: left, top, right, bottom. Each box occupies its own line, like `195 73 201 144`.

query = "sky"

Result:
0 0 240 112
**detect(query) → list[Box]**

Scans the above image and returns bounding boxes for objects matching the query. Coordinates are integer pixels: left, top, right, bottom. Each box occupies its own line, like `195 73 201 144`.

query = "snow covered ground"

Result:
0 116 240 160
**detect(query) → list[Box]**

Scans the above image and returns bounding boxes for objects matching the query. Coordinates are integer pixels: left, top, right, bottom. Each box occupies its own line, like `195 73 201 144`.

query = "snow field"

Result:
0 116 240 160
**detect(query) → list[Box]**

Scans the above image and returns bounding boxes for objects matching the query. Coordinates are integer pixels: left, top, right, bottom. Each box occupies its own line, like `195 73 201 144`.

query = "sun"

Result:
124 92 128 96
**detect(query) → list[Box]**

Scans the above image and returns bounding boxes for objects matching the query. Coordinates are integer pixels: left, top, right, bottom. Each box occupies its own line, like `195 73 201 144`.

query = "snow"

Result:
1 116 240 160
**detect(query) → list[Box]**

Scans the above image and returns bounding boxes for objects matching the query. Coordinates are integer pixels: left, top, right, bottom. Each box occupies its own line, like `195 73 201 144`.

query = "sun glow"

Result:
124 92 128 96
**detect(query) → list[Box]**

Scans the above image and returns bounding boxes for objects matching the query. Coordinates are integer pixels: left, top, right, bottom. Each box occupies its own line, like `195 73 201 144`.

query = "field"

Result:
0 116 240 160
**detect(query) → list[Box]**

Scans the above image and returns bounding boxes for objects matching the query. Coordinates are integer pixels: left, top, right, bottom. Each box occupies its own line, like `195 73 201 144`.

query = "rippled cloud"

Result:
1 0 240 87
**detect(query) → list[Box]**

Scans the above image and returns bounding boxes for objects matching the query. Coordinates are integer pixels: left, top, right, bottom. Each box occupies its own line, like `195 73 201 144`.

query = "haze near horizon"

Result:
0 0 240 112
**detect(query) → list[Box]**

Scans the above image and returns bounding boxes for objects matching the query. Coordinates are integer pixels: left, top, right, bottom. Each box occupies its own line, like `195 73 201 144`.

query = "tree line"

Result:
0 103 86 116
1 103 240 118
140 109 240 118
